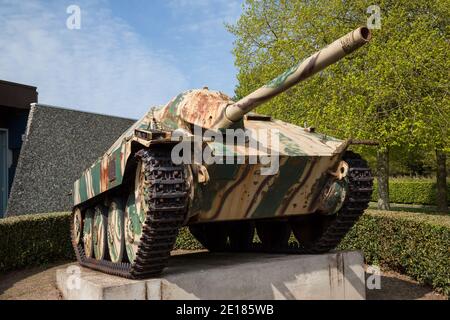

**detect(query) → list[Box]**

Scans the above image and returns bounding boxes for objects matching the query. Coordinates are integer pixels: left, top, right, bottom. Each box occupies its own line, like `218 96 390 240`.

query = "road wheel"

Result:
108 198 126 263
124 160 148 263
73 207 83 246
83 208 94 258
93 205 108 260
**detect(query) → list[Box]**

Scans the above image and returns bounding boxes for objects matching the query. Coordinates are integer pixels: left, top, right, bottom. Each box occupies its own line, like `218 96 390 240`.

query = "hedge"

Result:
0 212 74 272
339 210 450 295
175 227 203 250
1 210 448 296
371 179 450 205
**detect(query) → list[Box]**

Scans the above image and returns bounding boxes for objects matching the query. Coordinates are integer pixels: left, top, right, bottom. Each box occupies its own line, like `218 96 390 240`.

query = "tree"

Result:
227 0 449 210
435 150 448 212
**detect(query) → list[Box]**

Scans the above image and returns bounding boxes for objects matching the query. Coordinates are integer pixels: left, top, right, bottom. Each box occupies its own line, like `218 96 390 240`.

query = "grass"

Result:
368 202 446 215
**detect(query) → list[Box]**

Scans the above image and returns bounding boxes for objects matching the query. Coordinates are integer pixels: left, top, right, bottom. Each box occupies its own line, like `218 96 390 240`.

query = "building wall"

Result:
0 108 30 193
6 104 135 216
0 80 37 217
0 128 7 217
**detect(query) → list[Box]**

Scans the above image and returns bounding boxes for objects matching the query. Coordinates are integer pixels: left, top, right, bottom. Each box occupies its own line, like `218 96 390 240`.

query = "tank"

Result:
71 27 374 278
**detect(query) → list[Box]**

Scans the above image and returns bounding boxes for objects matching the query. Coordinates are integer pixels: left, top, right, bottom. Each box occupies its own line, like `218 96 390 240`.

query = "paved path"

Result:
0 252 446 300
0 261 71 300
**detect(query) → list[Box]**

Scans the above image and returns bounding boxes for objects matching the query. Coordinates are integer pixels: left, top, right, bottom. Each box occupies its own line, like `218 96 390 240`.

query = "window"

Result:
0 129 8 217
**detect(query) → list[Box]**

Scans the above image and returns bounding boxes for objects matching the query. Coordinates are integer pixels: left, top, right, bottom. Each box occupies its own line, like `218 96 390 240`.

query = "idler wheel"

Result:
93 205 109 261
107 198 126 263
189 223 228 252
255 219 291 250
83 208 94 258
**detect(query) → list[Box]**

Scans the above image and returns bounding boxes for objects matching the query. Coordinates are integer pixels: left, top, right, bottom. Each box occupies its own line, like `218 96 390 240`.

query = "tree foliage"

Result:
227 0 449 155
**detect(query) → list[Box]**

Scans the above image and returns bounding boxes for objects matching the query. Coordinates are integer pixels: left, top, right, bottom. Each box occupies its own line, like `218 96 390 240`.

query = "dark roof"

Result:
6 104 136 215
0 80 38 110
0 79 37 90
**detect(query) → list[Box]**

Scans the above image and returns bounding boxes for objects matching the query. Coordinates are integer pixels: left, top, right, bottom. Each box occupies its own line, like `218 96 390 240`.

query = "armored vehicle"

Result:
71 27 373 278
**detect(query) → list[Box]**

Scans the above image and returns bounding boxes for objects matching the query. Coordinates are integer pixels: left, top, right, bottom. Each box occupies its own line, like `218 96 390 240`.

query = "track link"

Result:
71 148 188 279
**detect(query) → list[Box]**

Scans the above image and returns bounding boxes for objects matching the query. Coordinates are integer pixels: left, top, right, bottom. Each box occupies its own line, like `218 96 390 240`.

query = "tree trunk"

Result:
435 149 448 213
377 148 390 210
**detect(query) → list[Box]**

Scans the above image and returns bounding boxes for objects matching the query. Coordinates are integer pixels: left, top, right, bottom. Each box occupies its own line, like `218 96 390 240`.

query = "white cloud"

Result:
0 0 189 118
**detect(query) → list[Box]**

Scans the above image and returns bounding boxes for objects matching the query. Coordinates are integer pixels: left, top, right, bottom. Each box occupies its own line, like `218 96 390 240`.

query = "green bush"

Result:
371 179 450 205
0 212 74 272
175 227 203 250
339 210 450 295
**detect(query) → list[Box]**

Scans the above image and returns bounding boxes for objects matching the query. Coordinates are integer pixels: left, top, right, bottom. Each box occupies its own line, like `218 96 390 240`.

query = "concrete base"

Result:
56 251 365 300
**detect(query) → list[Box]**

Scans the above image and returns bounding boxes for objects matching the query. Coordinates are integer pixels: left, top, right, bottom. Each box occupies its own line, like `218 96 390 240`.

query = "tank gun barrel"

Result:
216 27 371 128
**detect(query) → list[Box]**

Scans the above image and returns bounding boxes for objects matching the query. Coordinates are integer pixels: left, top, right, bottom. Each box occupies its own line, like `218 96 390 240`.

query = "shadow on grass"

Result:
0 260 73 300
365 273 446 300
368 202 448 215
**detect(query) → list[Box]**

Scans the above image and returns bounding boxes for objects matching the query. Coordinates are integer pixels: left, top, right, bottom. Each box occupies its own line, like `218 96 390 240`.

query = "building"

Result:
0 80 38 217
6 104 135 216
0 79 136 217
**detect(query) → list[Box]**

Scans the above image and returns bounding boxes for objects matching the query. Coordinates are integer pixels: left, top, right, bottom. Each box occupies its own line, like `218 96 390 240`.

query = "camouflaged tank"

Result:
71 27 374 278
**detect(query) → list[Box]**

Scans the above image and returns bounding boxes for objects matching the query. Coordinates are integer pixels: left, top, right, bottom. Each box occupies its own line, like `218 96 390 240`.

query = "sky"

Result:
0 0 243 119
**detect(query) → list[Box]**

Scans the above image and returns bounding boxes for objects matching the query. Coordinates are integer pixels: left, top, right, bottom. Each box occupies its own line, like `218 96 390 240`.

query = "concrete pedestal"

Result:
56 251 365 300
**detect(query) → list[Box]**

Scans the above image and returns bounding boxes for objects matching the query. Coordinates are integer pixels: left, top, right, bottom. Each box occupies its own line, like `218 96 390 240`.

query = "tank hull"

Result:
74 98 349 222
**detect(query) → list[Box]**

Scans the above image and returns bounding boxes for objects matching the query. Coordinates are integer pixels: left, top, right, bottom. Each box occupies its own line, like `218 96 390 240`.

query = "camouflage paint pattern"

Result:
73 208 82 245
155 89 233 130
108 199 125 263
93 206 108 260
83 209 94 258
124 162 147 263
73 104 348 205
73 27 372 227
189 155 341 223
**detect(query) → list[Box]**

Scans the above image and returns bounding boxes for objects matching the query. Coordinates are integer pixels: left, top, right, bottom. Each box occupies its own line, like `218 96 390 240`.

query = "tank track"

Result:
72 150 371 277
71 149 188 279
224 151 373 254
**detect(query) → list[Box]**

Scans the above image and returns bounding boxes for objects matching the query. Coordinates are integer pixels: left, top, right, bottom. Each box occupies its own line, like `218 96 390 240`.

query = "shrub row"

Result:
1 210 448 296
338 210 450 295
175 227 203 250
0 212 74 272
371 179 450 205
